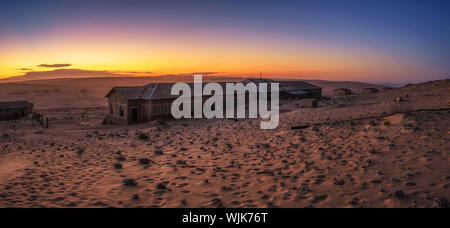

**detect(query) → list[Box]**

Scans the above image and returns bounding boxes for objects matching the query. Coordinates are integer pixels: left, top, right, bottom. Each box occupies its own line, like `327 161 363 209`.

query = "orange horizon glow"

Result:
1 7 448 84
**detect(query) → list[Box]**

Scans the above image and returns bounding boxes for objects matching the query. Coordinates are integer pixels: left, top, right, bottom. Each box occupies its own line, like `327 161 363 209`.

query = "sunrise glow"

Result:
1 0 449 83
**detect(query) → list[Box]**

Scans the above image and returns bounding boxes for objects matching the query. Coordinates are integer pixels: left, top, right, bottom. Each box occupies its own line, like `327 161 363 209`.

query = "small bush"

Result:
176 160 187 165
116 155 126 162
113 163 123 169
156 183 167 190
76 147 85 155
383 121 391 126
138 133 149 141
123 178 138 186
139 158 151 165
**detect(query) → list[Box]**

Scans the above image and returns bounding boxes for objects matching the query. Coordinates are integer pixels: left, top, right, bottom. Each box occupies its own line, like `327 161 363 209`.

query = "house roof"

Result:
106 79 322 101
106 82 232 100
0 101 31 109
242 79 277 84
284 90 308 96
279 81 321 91
106 84 157 100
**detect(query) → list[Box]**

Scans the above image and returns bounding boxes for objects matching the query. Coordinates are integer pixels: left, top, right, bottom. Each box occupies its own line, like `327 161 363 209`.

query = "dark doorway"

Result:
131 108 138 122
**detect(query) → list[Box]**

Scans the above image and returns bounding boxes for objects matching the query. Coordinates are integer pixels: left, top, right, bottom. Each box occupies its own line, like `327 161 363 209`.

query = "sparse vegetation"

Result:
0 77 448 208
156 182 167 190
123 178 138 186
76 147 85 155
116 155 126 162
368 120 377 126
139 158 151 165
404 122 419 129
137 132 149 141
176 160 187 165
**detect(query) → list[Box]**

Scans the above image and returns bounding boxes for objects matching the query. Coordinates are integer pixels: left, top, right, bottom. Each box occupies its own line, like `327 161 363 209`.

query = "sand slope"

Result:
0 79 448 208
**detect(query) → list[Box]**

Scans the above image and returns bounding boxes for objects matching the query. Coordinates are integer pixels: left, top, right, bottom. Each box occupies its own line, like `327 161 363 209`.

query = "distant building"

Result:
381 87 394 92
334 88 352 96
299 99 318 108
105 79 322 125
105 83 204 125
0 101 33 121
242 79 322 99
362 88 379 94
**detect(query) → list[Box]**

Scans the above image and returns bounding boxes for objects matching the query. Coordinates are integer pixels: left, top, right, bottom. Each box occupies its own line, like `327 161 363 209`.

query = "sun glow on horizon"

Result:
1 1 449 83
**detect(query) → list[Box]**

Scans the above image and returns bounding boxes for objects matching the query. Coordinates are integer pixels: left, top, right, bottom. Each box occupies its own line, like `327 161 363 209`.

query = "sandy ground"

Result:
0 79 448 208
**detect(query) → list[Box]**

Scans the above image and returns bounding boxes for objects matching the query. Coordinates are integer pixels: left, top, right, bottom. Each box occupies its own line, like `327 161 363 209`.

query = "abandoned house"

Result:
0 101 33 121
105 79 322 125
242 79 322 99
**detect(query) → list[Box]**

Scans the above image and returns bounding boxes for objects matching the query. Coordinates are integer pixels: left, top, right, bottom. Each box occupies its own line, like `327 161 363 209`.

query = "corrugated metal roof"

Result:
284 90 308 95
149 82 236 99
106 79 321 101
279 81 321 91
106 84 156 100
243 79 321 91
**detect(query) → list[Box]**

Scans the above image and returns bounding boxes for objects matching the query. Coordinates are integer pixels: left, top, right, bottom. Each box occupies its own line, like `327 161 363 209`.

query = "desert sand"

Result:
0 78 449 208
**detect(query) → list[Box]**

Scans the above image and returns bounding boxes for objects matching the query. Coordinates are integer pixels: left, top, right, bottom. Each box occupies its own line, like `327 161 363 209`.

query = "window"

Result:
120 106 124 117
110 104 113 114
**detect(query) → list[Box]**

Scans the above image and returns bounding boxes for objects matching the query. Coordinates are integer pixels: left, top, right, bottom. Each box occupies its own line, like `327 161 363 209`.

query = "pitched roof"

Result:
150 82 235 99
107 82 232 100
278 81 321 91
243 79 321 92
0 101 31 109
106 84 157 100
242 79 277 84
106 79 322 101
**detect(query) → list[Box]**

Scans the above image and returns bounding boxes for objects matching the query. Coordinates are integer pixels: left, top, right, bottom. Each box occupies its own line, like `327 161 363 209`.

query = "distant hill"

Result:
0 69 129 83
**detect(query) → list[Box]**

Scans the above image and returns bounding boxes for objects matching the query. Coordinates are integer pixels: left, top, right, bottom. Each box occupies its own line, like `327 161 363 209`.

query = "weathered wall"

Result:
106 90 127 124
0 107 30 120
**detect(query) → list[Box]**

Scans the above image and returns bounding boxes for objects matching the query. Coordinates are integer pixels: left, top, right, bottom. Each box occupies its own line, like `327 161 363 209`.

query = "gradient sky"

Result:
1 0 449 83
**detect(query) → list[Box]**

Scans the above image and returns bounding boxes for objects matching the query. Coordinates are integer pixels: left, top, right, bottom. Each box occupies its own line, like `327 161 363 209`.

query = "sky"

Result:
0 0 449 83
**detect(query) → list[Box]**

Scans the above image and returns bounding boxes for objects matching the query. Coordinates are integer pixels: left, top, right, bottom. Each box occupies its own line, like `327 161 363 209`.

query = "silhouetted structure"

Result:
242 79 322 99
105 79 322 125
381 87 394 92
0 101 33 121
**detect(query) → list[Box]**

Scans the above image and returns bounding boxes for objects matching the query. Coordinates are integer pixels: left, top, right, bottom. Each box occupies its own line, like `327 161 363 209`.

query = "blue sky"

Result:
1 0 449 83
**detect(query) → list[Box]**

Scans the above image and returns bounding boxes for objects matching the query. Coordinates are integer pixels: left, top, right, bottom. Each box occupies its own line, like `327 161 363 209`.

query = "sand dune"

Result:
0 79 448 208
